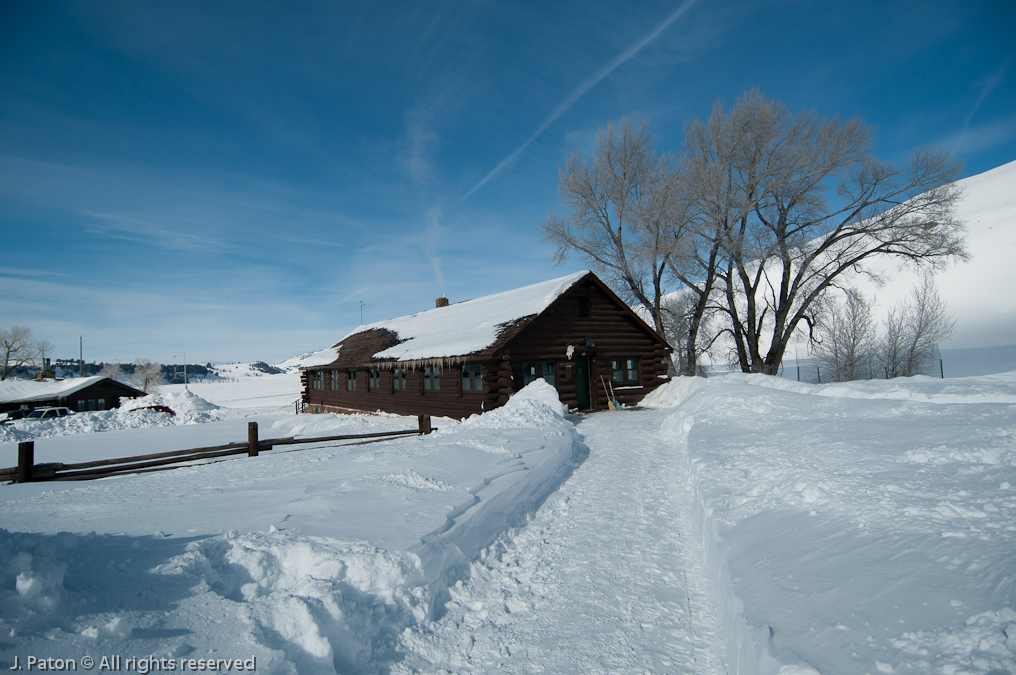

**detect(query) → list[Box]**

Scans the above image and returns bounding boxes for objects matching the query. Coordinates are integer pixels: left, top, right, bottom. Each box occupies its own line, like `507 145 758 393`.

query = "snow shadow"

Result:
0 529 204 668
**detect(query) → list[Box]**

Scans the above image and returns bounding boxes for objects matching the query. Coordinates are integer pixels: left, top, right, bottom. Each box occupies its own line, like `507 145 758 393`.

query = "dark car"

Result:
0 410 28 425
129 405 176 417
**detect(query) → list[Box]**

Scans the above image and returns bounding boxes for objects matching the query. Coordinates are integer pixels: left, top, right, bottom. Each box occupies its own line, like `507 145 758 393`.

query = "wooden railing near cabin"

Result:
1 415 433 484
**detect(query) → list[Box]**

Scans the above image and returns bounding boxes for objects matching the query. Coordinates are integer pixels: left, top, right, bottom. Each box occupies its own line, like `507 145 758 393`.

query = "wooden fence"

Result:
1 414 433 484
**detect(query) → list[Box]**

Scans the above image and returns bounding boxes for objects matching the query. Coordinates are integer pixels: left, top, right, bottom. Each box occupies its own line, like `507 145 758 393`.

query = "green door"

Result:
575 355 591 410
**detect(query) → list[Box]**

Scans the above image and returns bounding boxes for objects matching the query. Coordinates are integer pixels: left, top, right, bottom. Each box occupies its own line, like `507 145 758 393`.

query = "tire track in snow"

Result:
397 408 726 674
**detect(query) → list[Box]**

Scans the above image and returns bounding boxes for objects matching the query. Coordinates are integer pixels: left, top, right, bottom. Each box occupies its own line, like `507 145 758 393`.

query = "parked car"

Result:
0 410 28 425
129 405 176 417
24 407 75 420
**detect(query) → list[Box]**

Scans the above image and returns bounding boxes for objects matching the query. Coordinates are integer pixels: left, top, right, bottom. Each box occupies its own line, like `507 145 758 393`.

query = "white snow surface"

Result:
0 379 584 673
846 159 1016 349
0 376 108 404
340 271 589 361
2 371 1014 674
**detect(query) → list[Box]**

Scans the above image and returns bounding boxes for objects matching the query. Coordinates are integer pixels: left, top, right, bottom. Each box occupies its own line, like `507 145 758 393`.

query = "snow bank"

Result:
415 380 583 615
156 530 430 673
667 373 1016 674
0 381 585 674
640 375 706 408
460 379 566 428
0 390 240 446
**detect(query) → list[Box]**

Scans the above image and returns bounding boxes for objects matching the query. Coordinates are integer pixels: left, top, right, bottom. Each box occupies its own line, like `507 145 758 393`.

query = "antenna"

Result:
360 300 365 325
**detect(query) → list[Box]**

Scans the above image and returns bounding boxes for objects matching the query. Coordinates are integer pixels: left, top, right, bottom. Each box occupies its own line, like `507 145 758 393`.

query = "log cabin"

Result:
0 376 147 414
301 271 672 418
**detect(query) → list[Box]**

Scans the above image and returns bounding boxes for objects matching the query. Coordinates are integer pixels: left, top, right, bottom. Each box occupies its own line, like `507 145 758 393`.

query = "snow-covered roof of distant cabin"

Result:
336 271 592 362
0 376 107 404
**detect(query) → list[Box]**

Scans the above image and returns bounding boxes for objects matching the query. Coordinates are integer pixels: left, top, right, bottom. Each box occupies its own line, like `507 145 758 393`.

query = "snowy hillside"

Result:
850 159 1016 349
274 346 340 372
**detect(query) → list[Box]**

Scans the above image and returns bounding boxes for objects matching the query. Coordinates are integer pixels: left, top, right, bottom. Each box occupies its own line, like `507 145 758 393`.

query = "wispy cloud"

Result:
460 0 702 202
84 211 231 253
0 267 66 278
401 105 441 185
957 58 1010 146
941 115 1016 156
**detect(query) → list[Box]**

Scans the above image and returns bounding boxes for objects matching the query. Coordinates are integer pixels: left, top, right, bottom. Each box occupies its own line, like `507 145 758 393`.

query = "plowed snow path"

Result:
397 408 726 674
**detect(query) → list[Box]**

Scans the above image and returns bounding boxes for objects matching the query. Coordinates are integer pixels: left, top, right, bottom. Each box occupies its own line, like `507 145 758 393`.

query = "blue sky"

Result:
2 0 1013 365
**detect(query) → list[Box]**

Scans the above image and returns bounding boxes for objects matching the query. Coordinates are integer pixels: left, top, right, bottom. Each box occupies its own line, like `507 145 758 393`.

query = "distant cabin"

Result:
301 271 672 418
0 376 147 414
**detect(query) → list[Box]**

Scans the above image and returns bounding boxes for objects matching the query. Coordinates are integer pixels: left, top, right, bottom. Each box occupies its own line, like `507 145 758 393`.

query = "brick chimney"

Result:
436 297 449 308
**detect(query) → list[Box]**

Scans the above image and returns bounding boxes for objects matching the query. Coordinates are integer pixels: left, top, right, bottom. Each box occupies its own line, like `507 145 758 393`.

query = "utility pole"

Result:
79 336 83 378
174 351 188 390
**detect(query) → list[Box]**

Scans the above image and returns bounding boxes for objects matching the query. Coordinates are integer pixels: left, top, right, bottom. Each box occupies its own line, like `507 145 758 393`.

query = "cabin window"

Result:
97 398 106 409
424 365 440 392
626 357 639 383
611 357 640 384
522 361 556 387
346 369 357 391
393 367 406 392
542 361 556 386
368 368 379 390
313 371 324 390
462 364 482 393
330 371 340 391
77 399 87 412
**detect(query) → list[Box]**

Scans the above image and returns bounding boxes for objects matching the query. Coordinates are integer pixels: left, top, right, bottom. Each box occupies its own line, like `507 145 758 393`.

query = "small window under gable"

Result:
577 295 590 317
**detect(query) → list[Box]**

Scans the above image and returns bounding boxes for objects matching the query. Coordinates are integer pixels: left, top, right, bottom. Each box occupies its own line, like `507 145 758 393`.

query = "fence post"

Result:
248 422 259 457
418 414 432 435
17 441 34 483
940 359 944 379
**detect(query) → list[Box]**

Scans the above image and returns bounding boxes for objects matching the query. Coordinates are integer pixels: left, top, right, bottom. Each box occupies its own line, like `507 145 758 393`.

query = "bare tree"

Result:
0 326 53 380
659 290 718 376
879 275 955 378
541 117 690 336
129 358 164 393
664 103 751 376
813 289 877 381
98 363 124 382
695 89 966 374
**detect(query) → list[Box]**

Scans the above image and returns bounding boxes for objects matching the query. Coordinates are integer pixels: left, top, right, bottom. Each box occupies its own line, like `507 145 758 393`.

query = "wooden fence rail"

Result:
2 414 434 484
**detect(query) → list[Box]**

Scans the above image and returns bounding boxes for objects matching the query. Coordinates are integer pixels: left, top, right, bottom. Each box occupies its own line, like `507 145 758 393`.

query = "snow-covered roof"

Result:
336 271 591 363
0 376 107 404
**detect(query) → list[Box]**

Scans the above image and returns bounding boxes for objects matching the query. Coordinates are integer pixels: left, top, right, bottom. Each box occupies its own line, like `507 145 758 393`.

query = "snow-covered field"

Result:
2 370 1014 674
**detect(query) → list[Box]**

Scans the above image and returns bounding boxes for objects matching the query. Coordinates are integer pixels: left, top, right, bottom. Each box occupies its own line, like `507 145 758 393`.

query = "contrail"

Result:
460 0 701 202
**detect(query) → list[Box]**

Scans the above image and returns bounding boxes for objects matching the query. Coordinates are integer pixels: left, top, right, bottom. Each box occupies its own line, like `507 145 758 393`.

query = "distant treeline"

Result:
50 360 216 381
